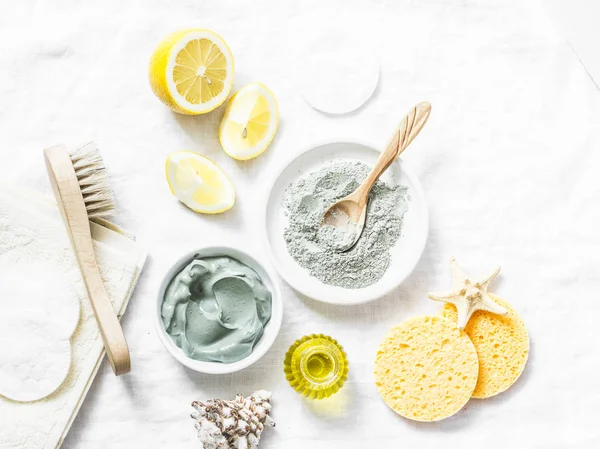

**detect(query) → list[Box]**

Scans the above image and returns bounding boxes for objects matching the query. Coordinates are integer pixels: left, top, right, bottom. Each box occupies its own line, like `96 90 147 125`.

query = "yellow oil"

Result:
306 352 335 381
283 334 348 399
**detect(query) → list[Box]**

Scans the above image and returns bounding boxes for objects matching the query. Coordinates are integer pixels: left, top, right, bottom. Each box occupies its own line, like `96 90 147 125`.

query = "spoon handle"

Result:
358 102 431 198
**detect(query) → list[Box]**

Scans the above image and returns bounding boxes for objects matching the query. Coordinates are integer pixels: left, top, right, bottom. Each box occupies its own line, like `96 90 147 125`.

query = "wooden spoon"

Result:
321 102 431 252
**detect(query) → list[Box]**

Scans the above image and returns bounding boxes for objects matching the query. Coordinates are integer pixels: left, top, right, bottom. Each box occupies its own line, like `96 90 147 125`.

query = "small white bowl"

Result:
154 246 283 374
263 140 429 305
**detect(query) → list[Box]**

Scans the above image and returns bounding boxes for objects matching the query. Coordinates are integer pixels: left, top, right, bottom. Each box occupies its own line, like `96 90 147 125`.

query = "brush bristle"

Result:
70 142 116 218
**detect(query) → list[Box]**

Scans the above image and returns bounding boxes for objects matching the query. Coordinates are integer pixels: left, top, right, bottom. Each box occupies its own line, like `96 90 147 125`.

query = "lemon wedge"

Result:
219 83 279 160
149 29 234 115
166 151 235 214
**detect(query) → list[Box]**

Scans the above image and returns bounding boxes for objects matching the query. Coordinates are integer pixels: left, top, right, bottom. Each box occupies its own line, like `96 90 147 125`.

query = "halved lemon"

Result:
218 83 279 160
149 29 234 115
166 151 235 214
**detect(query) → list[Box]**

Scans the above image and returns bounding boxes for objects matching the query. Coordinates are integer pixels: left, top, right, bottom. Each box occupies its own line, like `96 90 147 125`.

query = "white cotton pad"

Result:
0 331 72 402
299 34 380 114
0 266 80 402
38 273 81 340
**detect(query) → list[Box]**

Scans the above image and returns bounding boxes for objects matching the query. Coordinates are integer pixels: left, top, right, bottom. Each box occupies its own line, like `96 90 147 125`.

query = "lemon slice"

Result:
166 151 235 214
219 83 279 160
149 29 234 115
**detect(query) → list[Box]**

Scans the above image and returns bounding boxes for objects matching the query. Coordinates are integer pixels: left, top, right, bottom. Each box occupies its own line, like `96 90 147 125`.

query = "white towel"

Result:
0 185 146 449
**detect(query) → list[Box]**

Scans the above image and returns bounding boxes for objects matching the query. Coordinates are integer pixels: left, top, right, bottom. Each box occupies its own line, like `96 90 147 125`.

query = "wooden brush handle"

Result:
44 145 131 376
357 102 431 199
77 253 131 376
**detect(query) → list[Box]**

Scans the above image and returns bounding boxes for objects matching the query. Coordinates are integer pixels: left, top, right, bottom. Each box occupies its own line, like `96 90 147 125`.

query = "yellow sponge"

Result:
440 294 529 399
374 315 478 422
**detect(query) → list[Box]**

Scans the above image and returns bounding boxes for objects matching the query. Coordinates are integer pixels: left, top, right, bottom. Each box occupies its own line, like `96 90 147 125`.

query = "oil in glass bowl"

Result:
283 334 348 399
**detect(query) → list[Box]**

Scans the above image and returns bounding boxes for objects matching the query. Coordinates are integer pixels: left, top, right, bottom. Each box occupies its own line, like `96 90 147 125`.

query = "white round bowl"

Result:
263 140 429 305
154 246 283 374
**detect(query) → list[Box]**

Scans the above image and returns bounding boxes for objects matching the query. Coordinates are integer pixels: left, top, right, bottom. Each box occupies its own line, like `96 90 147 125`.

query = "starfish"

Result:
428 257 507 329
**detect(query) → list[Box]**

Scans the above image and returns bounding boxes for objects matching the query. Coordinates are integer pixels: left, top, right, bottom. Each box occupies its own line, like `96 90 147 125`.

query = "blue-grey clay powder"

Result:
282 160 409 289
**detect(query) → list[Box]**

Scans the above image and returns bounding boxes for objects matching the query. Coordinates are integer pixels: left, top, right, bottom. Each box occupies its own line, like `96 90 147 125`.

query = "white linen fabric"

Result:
0 0 599 448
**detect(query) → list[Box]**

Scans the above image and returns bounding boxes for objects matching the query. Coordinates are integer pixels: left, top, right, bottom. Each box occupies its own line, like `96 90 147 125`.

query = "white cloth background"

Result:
1 0 599 447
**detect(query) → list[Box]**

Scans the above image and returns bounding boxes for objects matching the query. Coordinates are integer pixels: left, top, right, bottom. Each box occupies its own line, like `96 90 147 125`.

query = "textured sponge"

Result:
440 294 529 399
374 315 478 422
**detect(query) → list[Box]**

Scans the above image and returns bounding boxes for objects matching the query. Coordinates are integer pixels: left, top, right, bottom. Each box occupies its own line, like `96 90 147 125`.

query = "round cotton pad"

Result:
0 329 72 402
374 315 478 422
299 34 379 114
440 294 529 399
0 267 79 402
